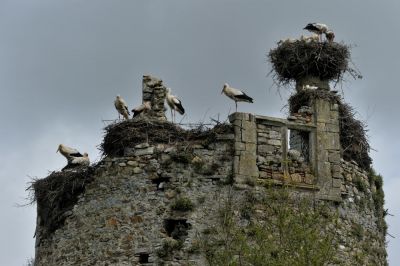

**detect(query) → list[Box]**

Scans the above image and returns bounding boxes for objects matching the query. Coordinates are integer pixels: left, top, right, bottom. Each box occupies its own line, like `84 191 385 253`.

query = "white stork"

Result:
68 153 90 167
166 88 185 123
131 101 151 118
325 30 335 43
62 153 90 170
302 84 318 90
221 83 253 111
57 144 90 169
114 95 130 120
57 144 83 159
304 23 328 41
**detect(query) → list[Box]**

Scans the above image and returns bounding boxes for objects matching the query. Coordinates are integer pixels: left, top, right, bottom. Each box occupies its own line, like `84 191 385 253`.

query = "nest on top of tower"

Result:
268 41 361 86
28 165 97 238
288 89 371 170
101 119 233 157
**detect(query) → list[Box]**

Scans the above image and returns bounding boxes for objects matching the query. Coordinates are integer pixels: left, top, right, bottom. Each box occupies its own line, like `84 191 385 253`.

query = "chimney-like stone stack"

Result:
142 75 167 121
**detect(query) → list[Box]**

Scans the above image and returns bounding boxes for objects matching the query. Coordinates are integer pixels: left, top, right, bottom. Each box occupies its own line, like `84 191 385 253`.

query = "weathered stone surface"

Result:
134 147 154 156
34 92 386 265
127 161 138 167
133 167 143 174
267 139 281 146
241 119 256 143
238 152 258 177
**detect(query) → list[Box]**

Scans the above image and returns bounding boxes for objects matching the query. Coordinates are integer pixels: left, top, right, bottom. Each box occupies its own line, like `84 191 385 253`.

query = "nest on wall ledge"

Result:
289 89 371 170
101 119 234 157
268 41 361 86
28 166 97 239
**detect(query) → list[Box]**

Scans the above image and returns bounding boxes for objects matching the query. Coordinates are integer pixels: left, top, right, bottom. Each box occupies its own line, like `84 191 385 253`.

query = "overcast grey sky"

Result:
1 0 399 265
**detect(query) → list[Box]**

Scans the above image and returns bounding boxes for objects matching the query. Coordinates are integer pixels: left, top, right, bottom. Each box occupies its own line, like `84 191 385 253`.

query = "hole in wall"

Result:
288 129 310 162
138 253 149 263
164 219 191 241
151 176 171 191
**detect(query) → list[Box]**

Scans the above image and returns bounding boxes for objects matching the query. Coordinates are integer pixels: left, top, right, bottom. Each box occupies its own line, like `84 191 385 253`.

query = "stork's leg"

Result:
235 102 238 112
170 109 173 123
174 111 176 123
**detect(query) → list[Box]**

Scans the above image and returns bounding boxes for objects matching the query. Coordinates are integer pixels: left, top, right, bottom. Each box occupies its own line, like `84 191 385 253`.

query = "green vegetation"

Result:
171 197 194 212
156 238 182 258
199 186 338 266
369 169 387 234
353 176 367 193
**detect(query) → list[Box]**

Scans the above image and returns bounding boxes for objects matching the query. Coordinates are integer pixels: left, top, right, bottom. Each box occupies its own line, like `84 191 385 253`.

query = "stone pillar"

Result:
313 98 341 201
142 75 167 121
229 113 259 185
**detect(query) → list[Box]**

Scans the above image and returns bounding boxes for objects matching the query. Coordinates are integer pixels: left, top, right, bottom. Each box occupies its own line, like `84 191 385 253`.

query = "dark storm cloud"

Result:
1 1 399 264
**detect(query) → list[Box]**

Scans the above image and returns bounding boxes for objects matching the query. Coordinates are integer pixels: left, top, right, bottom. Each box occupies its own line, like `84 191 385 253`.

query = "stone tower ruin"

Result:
33 42 387 265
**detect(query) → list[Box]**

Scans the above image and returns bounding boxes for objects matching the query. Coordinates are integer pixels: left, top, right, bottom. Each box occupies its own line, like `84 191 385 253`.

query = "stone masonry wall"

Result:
33 76 386 265
35 133 234 265
334 159 387 265
142 75 167 121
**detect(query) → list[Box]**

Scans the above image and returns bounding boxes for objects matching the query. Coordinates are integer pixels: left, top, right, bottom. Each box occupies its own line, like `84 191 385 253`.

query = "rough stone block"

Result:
258 145 275 154
291 173 302 183
267 139 281 146
325 123 339 133
245 143 256 153
234 142 245 151
258 137 268 144
134 147 154 156
239 152 258 177
328 151 341 163
241 120 256 143
269 131 281 139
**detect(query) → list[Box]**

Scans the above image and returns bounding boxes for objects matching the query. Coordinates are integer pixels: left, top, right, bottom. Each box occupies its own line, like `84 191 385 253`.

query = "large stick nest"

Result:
28 166 96 238
101 119 233 156
269 41 361 86
289 89 371 170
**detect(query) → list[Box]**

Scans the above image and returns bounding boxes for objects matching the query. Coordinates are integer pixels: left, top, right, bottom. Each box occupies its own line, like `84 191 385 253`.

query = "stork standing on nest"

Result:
166 88 185 123
131 101 152 118
221 83 253 112
114 95 130 120
57 144 90 169
304 23 328 41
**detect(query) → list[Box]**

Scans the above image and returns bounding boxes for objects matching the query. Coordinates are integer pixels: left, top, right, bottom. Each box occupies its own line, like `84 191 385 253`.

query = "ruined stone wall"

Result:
35 132 235 265
334 159 387 265
34 139 386 265
33 76 386 265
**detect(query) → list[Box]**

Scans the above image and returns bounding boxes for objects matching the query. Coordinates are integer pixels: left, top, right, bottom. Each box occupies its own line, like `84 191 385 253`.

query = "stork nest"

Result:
289 89 371 170
28 166 96 239
101 119 233 156
268 41 361 86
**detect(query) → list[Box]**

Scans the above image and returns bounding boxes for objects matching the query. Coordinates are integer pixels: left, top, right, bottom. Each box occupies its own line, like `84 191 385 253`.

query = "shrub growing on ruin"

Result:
171 197 194 212
199 186 338 266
